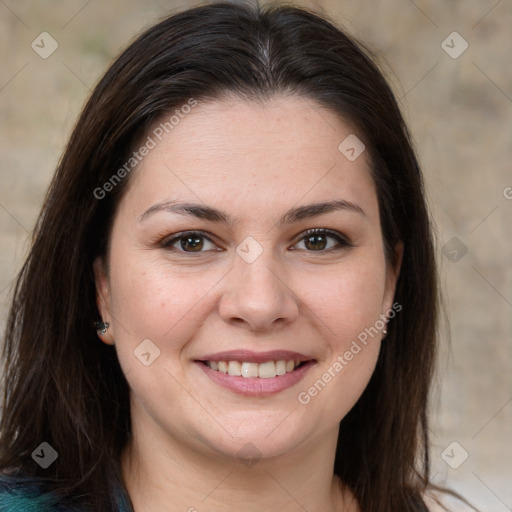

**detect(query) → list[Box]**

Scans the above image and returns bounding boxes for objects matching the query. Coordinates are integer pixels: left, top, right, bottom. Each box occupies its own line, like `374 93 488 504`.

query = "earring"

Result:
94 321 110 335
382 326 388 337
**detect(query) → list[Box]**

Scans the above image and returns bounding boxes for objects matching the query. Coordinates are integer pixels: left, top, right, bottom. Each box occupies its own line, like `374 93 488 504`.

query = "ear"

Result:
93 256 115 345
382 241 404 314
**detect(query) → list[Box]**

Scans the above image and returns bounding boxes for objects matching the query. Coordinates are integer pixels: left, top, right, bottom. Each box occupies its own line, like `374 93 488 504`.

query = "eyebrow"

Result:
138 199 365 225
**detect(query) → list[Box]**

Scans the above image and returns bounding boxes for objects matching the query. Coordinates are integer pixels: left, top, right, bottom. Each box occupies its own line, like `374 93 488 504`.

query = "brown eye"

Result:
180 235 204 252
304 234 328 251
293 228 351 252
163 231 217 253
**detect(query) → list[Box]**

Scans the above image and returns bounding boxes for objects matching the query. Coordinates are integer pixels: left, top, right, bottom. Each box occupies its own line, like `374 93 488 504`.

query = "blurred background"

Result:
0 1 510 510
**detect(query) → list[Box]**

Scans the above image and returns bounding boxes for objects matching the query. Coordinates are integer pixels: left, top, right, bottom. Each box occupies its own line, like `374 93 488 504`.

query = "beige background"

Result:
0 1 511 510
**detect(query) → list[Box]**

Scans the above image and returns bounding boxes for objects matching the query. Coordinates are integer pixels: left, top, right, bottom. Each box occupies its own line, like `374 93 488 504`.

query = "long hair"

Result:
1 3 439 510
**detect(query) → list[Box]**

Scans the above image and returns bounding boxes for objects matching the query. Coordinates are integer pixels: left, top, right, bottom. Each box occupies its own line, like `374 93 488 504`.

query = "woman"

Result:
0 2 469 511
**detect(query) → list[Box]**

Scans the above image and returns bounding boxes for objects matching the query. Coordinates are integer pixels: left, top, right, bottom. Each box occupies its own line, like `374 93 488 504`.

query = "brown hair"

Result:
1 2 443 510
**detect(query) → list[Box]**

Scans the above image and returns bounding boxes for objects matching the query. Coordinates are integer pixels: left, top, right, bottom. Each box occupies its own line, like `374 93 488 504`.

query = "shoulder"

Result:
0 473 83 512
0 473 133 512
0 474 55 511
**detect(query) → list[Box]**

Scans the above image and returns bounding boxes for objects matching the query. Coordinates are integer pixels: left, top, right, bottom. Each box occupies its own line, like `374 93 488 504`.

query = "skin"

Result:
94 95 402 512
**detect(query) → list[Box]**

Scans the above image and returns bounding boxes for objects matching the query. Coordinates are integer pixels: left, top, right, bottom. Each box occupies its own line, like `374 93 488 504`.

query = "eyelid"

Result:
291 228 353 249
158 228 353 253
159 230 221 251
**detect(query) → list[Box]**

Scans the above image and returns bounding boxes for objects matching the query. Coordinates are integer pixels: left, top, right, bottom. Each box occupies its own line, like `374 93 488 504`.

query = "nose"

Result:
218 251 300 332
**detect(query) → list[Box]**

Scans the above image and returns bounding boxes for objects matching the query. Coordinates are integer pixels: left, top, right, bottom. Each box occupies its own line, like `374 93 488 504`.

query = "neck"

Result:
121 399 355 512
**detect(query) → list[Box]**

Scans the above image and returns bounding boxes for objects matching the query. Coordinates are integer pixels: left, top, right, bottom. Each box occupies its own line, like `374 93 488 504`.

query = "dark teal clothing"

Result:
0 474 133 511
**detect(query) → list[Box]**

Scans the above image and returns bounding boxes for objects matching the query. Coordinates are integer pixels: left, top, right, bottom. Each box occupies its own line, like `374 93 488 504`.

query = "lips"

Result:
194 349 316 396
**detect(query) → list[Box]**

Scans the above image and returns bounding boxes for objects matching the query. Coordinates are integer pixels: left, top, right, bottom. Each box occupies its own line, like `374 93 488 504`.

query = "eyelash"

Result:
159 228 353 254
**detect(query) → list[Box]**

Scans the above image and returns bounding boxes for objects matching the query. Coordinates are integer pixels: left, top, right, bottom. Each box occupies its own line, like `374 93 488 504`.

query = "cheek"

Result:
107 253 221 363
297 254 387 346
317 337 381 421
292 255 385 418
106 259 221 420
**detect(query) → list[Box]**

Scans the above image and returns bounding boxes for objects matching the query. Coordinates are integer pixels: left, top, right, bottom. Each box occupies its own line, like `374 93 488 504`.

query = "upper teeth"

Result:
206 360 299 378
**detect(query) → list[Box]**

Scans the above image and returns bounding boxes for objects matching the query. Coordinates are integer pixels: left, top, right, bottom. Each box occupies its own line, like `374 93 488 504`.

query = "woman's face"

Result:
95 96 401 463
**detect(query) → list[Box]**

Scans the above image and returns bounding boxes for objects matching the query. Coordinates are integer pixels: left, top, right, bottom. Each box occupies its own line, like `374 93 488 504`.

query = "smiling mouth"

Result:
198 359 310 379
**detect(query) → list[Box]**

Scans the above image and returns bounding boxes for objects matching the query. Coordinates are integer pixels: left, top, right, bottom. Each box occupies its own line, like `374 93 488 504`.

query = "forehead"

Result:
121 95 378 221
